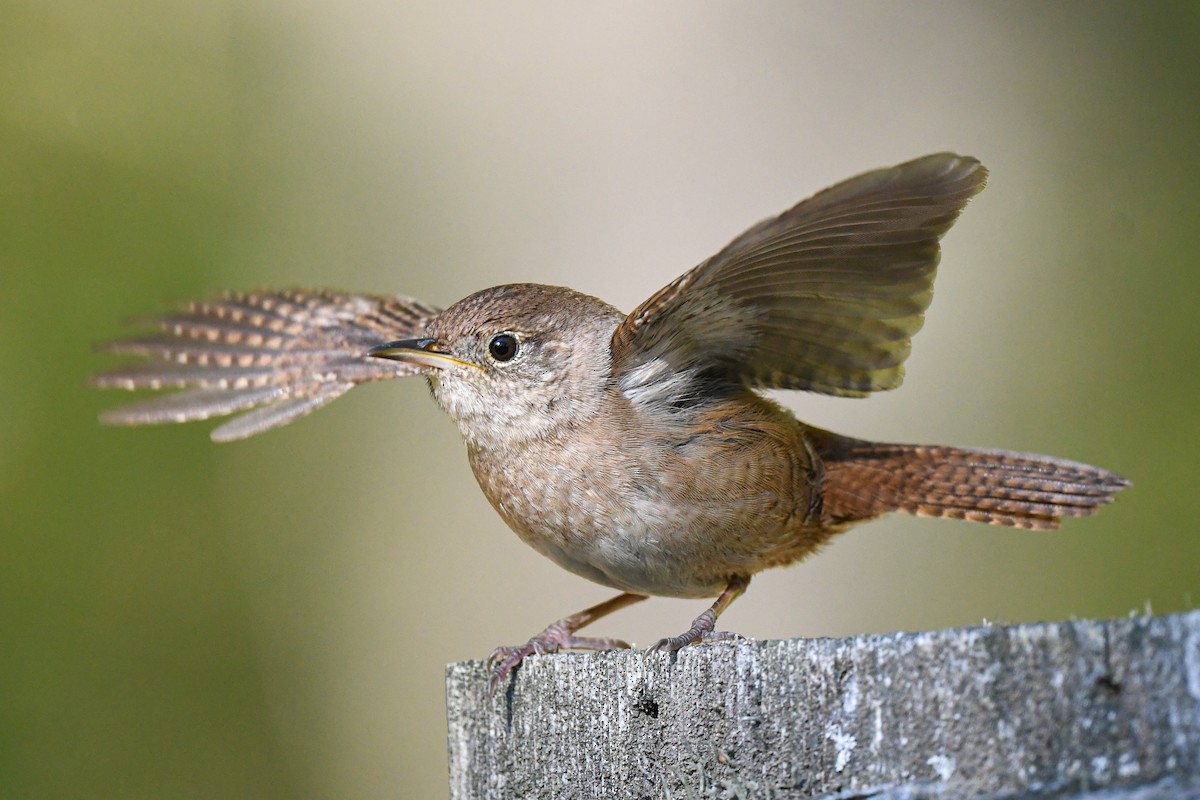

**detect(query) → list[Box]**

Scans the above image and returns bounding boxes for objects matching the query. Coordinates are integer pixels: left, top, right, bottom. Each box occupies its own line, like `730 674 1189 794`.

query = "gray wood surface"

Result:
446 610 1200 799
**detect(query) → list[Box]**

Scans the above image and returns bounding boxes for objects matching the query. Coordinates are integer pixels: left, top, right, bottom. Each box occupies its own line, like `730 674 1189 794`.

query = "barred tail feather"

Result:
812 431 1130 530
93 288 440 441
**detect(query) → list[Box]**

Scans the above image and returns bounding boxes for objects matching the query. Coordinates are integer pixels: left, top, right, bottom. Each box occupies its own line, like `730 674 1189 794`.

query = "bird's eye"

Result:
487 333 519 363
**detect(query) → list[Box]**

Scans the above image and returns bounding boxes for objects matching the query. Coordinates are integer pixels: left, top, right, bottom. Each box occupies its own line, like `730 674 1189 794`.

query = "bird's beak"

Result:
367 338 479 371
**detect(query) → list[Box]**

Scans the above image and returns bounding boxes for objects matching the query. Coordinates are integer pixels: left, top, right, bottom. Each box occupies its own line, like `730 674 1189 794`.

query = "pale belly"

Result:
466 412 821 598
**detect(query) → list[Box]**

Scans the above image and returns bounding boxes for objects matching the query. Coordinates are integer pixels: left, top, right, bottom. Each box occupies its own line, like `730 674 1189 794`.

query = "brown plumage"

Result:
94 154 1129 688
94 289 438 441
810 431 1129 530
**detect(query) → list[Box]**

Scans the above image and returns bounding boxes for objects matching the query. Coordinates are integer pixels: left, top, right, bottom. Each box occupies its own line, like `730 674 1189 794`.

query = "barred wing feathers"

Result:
93 289 439 441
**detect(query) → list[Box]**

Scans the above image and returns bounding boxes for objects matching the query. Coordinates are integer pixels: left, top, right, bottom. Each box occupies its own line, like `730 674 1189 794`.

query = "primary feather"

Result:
94 288 439 440
612 153 987 403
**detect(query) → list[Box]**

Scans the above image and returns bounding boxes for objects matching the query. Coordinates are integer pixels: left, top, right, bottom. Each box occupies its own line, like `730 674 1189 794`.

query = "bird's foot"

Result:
648 576 750 655
487 621 632 692
647 629 744 654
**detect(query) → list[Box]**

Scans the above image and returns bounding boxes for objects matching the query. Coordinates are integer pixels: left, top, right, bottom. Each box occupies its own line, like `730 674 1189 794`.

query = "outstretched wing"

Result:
93 288 440 441
611 153 987 402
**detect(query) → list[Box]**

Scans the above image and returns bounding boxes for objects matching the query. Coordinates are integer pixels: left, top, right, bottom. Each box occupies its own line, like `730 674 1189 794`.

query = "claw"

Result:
646 576 750 656
488 645 534 692
487 632 633 692
485 592 647 693
647 628 744 654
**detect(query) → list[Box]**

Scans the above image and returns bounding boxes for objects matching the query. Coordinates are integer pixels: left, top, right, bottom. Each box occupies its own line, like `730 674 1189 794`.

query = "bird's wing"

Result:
611 153 987 402
93 288 440 441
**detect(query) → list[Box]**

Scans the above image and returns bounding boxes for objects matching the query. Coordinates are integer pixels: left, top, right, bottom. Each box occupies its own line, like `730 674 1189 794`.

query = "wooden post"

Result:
446 611 1200 799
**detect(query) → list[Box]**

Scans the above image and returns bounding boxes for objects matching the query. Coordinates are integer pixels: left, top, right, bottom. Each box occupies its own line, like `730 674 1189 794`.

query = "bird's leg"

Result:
488 592 647 690
648 576 750 654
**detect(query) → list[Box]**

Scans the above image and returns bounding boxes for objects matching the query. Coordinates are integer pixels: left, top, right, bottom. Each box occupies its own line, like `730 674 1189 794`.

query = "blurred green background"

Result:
2 2 1197 797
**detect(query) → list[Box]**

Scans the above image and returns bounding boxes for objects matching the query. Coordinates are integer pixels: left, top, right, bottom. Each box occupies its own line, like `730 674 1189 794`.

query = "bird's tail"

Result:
809 430 1130 530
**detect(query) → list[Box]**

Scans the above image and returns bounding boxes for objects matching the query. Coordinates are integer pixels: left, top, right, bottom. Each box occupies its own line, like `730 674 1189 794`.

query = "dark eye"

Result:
487 333 519 362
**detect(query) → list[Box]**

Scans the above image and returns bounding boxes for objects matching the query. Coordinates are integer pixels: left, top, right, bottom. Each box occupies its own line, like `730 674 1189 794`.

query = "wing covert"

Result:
612 153 987 399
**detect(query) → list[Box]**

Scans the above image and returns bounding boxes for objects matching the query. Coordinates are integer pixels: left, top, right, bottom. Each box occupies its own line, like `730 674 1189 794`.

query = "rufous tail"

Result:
810 430 1130 530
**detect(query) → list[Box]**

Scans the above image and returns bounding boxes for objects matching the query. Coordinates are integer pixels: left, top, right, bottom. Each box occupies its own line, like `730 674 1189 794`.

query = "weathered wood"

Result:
446 611 1200 799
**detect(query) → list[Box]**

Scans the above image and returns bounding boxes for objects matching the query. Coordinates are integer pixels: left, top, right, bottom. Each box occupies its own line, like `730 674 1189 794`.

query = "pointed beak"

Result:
367 337 478 371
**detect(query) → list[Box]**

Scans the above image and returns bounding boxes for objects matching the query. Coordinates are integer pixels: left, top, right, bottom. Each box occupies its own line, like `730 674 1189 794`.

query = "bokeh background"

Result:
3 2 1197 797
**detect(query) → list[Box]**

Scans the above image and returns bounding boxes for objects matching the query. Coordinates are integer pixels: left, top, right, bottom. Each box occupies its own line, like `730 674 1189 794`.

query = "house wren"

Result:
94 153 1129 688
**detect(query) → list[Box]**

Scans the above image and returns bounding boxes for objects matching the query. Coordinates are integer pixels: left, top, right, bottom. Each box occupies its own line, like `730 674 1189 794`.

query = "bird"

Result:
93 153 1130 688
